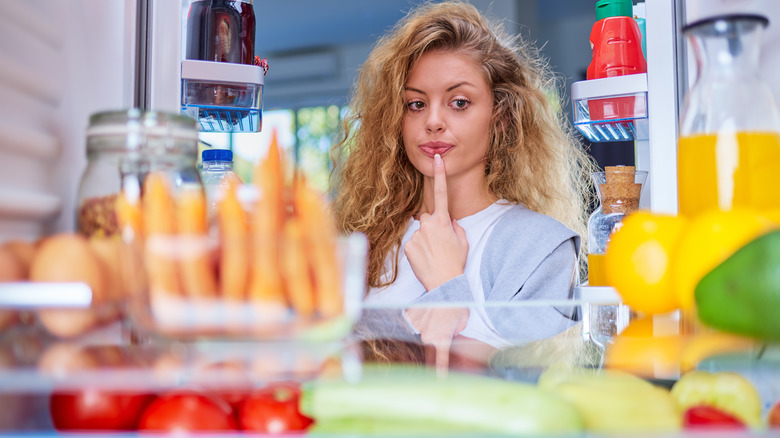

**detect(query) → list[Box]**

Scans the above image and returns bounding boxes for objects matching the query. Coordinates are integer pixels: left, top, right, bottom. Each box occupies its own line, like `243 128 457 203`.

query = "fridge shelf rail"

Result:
571 73 649 143
180 60 264 133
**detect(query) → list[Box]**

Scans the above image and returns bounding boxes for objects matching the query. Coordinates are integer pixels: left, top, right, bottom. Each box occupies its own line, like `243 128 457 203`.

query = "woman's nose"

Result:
425 107 445 132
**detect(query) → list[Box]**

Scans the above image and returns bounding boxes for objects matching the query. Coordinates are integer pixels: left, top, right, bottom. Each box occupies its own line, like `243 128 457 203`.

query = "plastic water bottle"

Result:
200 149 242 222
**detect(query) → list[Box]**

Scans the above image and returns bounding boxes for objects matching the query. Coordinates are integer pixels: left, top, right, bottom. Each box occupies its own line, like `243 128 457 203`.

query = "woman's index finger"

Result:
433 154 449 218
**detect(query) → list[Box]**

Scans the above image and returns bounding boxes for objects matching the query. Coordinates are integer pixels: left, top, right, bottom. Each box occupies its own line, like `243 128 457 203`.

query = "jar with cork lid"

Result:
587 166 647 286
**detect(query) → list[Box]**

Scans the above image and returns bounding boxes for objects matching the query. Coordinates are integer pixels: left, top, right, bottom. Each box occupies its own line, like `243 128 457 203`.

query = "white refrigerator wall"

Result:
0 0 134 242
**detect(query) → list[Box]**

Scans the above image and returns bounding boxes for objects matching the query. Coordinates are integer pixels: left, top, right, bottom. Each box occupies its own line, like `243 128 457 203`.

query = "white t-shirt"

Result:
364 202 516 348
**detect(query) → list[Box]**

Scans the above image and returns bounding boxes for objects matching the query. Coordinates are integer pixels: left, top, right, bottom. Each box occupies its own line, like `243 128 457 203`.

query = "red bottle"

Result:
587 0 647 121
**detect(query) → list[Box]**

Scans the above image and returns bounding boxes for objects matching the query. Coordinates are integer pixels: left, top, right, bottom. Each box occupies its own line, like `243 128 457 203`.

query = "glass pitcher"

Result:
678 14 780 218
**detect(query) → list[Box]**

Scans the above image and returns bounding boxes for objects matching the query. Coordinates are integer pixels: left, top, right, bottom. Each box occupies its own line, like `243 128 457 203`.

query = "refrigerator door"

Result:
0 0 135 241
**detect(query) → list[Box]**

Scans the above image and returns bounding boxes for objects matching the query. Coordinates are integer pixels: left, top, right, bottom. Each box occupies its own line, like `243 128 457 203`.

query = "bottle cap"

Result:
595 0 633 20
202 149 233 162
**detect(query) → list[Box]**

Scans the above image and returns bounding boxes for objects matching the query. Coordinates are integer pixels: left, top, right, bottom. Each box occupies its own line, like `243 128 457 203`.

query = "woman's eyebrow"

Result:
446 81 474 92
404 82 476 94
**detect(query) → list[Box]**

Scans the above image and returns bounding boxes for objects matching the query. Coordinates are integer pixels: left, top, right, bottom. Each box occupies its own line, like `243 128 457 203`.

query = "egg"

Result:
88 236 126 302
30 233 108 301
1 239 36 279
0 247 24 331
0 246 25 283
30 233 109 338
37 342 100 377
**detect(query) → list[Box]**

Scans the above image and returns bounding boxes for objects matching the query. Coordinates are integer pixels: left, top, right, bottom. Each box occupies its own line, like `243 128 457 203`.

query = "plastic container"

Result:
121 142 369 341
678 14 780 218
571 73 648 142
76 110 202 238
200 148 242 223
586 0 647 122
180 59 264 133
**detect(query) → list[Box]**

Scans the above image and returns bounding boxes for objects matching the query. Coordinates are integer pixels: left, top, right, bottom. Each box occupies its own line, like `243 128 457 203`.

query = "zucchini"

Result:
301 365 584 435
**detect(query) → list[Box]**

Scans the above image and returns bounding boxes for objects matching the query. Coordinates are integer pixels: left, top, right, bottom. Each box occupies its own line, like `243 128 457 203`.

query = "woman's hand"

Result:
405 306 469 374
404 154 468 291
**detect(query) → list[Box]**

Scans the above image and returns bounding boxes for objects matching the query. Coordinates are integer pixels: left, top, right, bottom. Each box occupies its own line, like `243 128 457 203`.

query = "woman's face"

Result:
402 50 493 181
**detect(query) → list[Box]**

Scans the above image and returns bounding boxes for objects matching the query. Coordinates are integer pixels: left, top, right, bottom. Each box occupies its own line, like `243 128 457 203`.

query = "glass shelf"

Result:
2 284 779 435
572 73 649 143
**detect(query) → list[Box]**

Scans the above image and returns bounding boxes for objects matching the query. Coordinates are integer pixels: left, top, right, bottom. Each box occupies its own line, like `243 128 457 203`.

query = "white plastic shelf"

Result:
181 60 264 133
571 74 649 143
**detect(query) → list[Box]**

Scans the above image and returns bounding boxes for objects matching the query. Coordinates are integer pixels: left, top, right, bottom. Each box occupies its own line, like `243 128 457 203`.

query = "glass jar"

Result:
76 109 201 238
585 166 647 353
587 166 647 286
678 14 780 218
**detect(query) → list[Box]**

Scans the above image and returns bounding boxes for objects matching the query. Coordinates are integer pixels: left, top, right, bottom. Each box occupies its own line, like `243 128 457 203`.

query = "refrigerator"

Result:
1 0 780 433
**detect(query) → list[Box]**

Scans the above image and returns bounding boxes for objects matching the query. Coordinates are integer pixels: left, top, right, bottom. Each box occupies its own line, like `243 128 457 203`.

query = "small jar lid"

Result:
202 149 233 162
595 0 633 20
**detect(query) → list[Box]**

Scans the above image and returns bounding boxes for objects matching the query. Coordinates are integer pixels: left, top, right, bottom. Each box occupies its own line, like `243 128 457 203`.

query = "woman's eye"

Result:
451 99 470 110
407 101 425 111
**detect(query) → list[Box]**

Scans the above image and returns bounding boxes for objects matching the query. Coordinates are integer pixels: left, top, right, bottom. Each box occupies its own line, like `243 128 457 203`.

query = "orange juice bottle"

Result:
677 131 780 217
679 15 780 218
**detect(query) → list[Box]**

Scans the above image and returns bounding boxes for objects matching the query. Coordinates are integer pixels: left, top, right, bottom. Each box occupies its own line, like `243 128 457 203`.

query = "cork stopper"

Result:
600 166 642 214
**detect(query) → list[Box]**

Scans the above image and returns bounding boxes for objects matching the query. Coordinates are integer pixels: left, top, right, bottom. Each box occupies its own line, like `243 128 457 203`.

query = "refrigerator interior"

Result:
0 0 135 242
0 0 780 435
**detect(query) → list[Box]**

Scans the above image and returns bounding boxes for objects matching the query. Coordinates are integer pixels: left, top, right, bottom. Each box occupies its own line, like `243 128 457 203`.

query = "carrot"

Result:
142 172 182 297
280 217 315 318
177 188 218 298
248 129 287 309
217 179 249 301
115 189 143 240
295 180 343 318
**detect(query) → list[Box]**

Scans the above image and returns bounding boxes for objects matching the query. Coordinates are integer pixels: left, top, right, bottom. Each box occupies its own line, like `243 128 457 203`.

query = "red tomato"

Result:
211 388 250 412
768 400 780 428
239 382 314 433
683 405 746 430
50 389 155 431
139 391 237 432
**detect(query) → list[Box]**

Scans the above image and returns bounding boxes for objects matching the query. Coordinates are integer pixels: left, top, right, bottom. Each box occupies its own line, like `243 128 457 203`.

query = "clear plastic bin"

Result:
571 73 649 143
181 60 264 133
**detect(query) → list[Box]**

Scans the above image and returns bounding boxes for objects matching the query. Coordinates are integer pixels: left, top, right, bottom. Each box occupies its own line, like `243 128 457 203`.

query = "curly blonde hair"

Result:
331 0 596 289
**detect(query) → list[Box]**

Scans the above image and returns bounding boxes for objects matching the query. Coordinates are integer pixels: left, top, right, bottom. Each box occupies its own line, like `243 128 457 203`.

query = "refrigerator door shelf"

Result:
181 60 265 133
572 73 649 143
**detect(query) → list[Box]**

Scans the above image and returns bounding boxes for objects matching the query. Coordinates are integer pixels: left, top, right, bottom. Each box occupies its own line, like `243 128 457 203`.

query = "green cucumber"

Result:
301 365 583 435
308 417 477 435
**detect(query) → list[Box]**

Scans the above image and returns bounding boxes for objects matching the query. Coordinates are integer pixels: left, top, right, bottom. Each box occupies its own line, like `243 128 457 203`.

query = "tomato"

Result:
139 391 237 432
768 399 780 428
239 382 314 433
683 405 746 430
50 389 155 431
211 388 250 412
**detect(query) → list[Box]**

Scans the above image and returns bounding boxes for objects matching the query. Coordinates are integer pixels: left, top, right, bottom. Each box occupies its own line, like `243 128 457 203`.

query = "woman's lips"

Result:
419 141 454 158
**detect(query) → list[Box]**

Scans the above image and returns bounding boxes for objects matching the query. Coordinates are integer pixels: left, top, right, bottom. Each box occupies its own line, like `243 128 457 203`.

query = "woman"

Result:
331 1 596 370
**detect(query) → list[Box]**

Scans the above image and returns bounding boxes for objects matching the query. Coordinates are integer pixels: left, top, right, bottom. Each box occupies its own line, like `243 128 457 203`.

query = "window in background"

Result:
230 109 296 183
229 106 345 194
295 105 342 193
